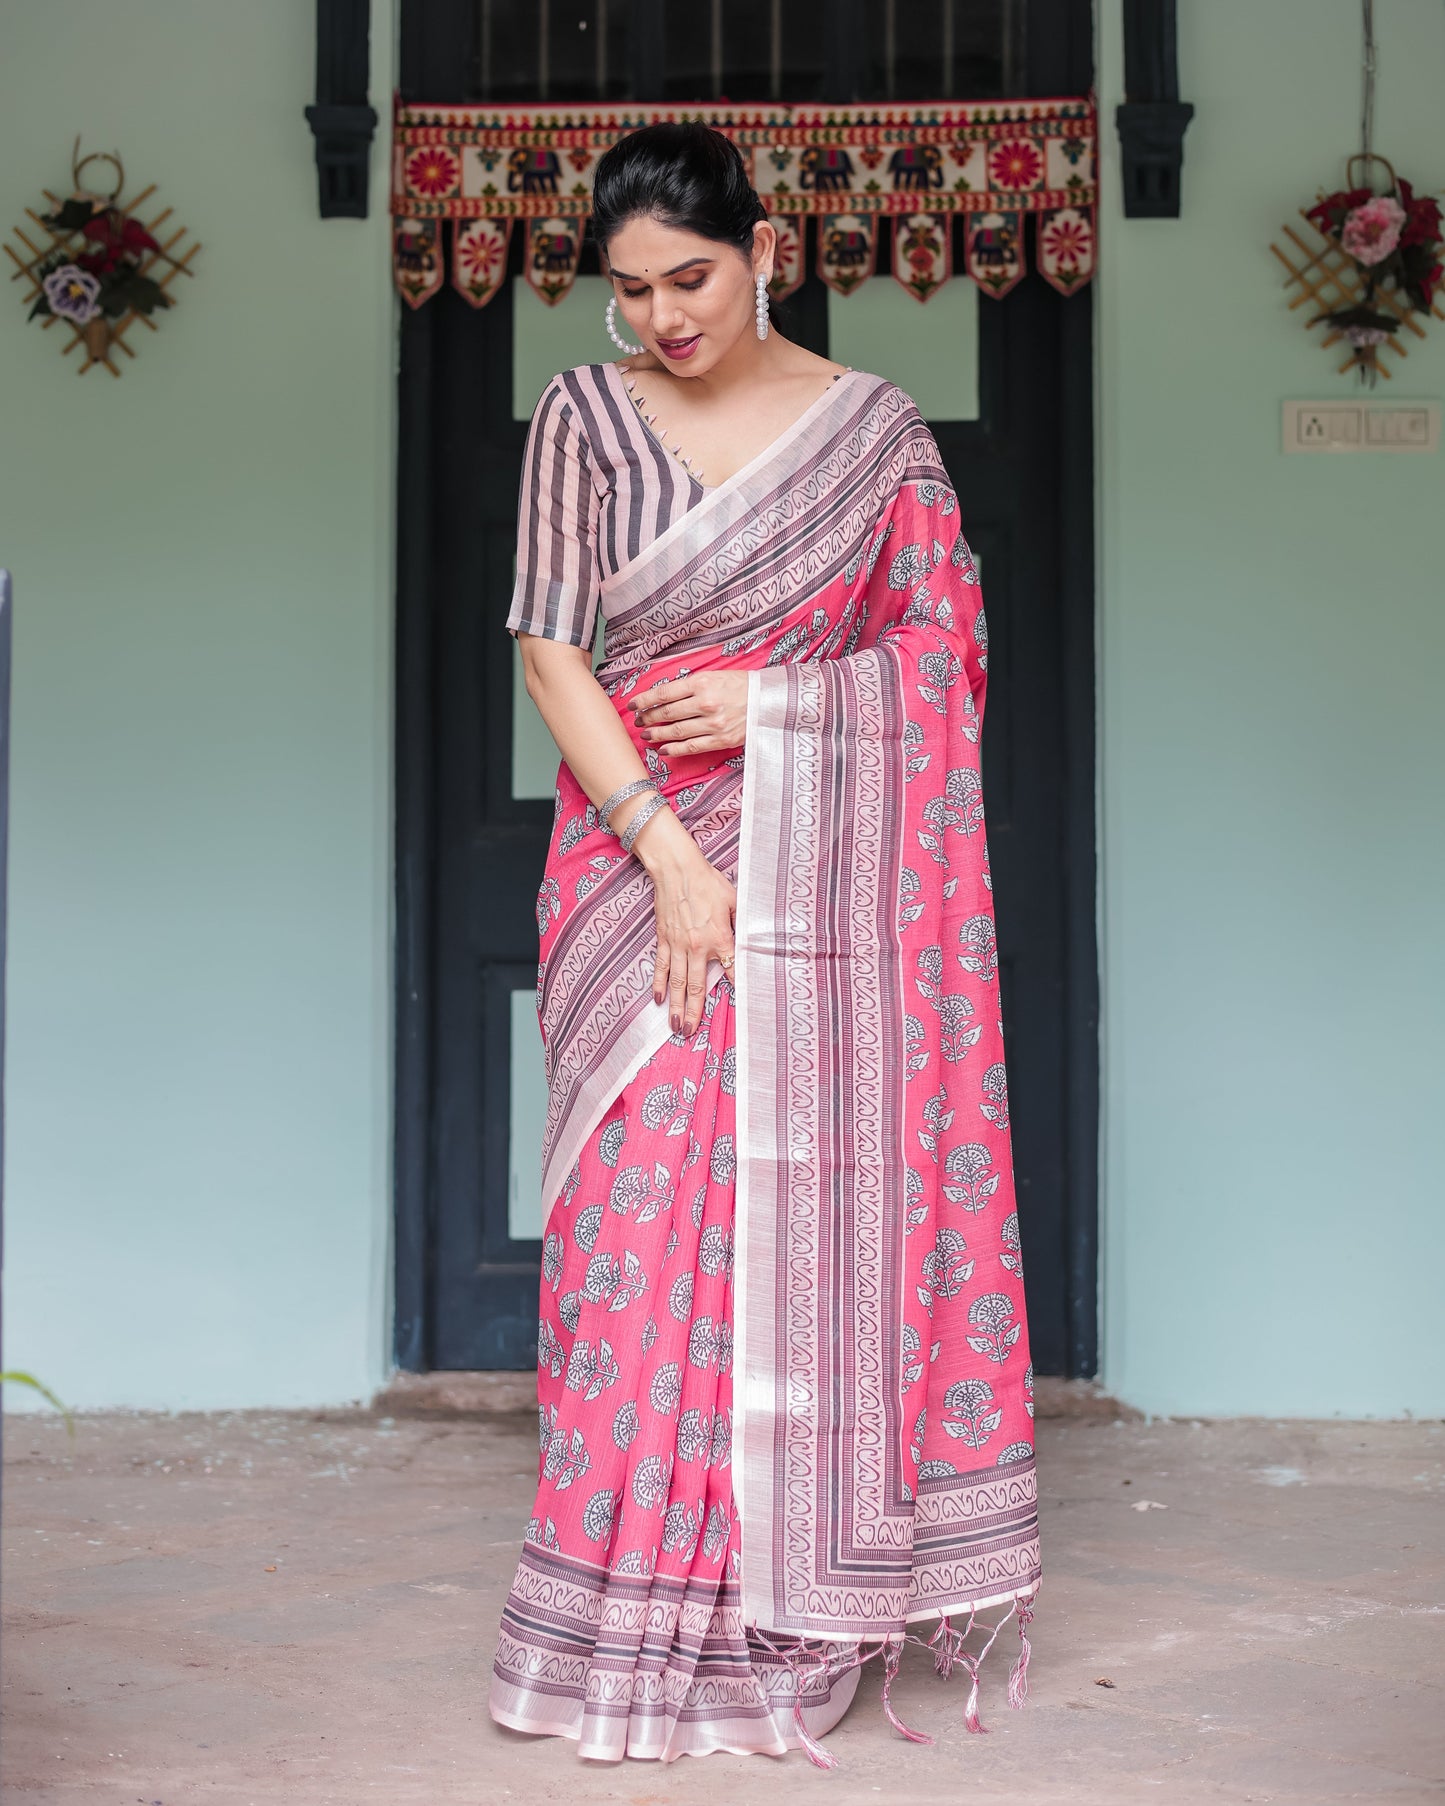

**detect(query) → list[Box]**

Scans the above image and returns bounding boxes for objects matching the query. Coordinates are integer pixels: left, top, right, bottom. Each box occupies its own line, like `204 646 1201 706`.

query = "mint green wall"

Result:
4 3 1439 1421
1097 0 1445 1415
0 2 396 1408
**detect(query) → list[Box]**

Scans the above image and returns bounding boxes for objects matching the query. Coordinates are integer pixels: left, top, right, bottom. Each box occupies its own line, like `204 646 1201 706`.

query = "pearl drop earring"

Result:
606 294 642 355
755 270 771 341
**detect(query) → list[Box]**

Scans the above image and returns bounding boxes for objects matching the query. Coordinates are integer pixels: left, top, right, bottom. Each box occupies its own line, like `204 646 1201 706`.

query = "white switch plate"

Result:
1283 398 1439 453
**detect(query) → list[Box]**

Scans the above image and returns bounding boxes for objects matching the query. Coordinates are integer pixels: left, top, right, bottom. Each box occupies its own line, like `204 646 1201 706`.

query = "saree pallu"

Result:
491 369 1040 1763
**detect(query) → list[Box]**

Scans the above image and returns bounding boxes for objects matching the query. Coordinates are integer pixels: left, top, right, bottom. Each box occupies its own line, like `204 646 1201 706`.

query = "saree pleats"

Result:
492 978 861 1760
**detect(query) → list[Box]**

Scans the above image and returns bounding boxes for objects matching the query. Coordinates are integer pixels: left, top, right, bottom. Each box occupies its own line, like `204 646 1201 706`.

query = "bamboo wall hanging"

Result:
1271 171 1444 384
1269 3 1443 384
6 139 200 377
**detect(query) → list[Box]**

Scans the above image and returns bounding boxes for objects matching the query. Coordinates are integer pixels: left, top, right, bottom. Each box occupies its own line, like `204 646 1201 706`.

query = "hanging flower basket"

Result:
4 139 200 377
1272 153 1444 384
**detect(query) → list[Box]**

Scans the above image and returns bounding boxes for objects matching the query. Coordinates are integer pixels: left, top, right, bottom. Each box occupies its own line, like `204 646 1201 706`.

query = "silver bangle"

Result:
618 790 671 855
598 777 658 834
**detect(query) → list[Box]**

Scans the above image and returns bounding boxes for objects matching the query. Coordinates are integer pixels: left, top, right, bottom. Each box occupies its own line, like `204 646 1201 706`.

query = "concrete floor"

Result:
3 1404 1443 1805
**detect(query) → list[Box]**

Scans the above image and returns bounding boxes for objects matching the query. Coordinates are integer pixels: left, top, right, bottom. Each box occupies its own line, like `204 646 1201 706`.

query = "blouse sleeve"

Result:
506 375 603 651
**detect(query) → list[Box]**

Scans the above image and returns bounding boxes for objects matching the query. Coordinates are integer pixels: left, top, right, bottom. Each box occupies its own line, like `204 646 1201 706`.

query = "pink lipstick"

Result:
656 333 702 361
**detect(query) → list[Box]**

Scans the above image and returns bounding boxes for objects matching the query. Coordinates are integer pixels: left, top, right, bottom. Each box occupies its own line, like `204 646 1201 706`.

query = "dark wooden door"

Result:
394 0 1097 1377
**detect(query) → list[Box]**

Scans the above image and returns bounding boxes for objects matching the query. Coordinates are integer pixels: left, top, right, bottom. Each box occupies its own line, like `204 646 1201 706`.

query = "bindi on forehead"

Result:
607 254 714 281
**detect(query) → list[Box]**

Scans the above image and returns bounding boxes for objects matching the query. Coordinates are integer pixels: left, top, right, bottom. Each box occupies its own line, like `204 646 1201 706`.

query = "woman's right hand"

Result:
629 807 736 1035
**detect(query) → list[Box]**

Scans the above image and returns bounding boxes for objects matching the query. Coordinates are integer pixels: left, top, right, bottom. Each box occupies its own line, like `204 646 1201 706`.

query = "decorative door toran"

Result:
390 97 1097 312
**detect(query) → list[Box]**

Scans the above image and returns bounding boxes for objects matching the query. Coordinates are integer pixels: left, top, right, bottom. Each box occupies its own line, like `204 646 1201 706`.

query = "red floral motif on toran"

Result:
405 147 460 198
457 228 505 284
1040 213 1091 266
987 141 1044 191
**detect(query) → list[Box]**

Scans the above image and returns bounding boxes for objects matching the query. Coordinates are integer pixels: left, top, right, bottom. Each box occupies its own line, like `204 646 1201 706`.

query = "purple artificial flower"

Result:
42 263 103 325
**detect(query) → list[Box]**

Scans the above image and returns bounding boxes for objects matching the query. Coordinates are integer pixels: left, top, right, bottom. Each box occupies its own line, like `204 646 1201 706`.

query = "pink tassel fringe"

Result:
881 1638 935 1745
960 1652 985 1734
927 1614 959 1678
752 1628 841 1770
1008 1597 1034 1709
959 1600 1018 1735
749 1591 1037 1766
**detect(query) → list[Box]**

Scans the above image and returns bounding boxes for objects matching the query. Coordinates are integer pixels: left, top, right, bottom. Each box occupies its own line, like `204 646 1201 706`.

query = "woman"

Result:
491 122 1040 1766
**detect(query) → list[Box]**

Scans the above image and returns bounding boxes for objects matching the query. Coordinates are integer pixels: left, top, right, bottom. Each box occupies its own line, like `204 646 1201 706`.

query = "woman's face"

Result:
604 215 771 376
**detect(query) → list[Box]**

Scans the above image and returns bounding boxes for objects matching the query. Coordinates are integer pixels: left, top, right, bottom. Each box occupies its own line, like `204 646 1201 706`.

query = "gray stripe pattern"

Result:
507 362 703 649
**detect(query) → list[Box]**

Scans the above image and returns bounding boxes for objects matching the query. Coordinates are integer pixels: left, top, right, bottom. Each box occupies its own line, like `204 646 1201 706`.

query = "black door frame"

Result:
391 0 1099 1378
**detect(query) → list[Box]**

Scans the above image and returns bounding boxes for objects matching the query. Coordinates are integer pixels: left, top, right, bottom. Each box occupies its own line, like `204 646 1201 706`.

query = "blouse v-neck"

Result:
606 360 855 494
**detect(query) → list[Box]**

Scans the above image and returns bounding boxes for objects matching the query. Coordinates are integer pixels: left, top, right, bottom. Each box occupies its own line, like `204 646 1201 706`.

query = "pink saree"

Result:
491 363 1040 1764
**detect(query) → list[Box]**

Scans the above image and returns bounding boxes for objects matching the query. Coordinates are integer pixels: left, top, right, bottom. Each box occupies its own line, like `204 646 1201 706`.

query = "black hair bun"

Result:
591 121 769 258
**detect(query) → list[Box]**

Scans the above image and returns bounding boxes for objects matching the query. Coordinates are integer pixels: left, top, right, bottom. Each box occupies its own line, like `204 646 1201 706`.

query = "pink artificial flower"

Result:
1340 195 1407 266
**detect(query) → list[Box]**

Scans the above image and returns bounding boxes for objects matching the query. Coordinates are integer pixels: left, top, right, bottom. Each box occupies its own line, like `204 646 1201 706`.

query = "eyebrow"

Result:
607 256 714 281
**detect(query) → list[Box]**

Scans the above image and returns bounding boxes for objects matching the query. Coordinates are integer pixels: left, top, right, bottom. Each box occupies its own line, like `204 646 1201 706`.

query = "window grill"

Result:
472 0 1024 106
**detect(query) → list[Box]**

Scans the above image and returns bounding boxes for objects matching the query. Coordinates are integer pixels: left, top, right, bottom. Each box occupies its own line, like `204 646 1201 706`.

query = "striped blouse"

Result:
505 361 714 652
506 360 848 652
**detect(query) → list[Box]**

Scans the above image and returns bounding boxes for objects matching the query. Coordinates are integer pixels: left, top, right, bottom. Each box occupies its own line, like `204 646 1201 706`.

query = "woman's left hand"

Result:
630 671 750 757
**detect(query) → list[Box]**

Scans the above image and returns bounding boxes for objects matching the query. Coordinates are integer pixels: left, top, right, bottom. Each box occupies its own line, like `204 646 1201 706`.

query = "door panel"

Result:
395 0 1097 1378
826 278 980 422
513 273 616 421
